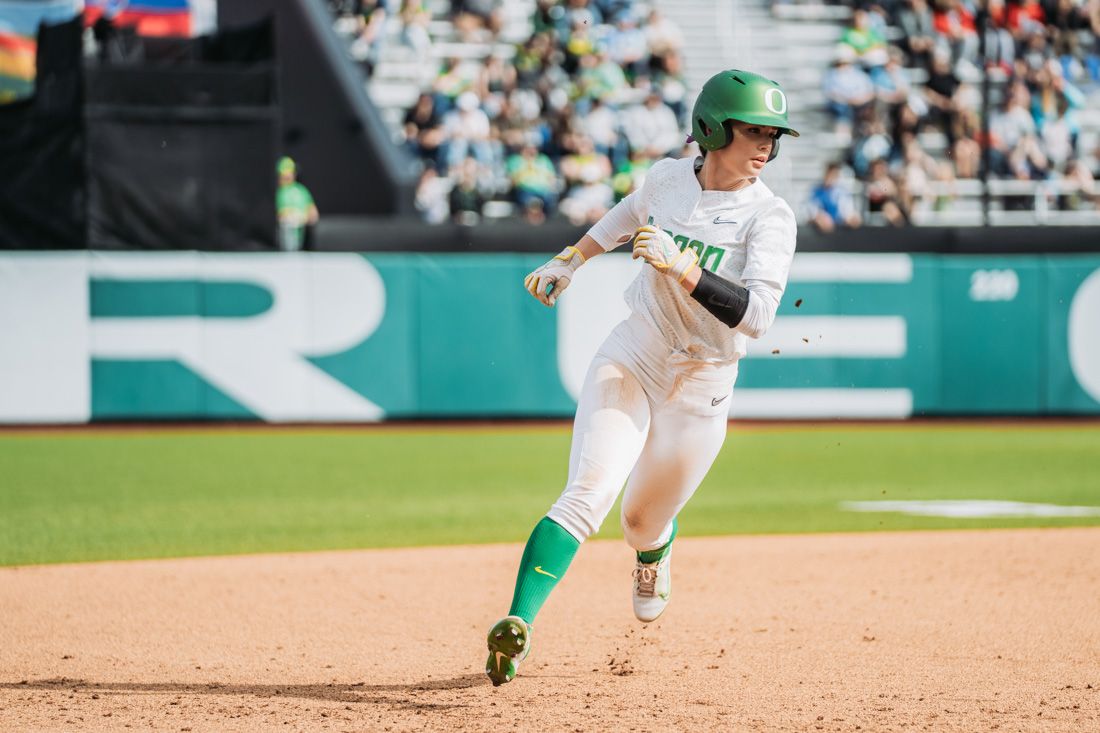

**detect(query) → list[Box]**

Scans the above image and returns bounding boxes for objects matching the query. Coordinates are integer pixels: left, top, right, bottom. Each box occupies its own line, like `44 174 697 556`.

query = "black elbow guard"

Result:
690 269 750 328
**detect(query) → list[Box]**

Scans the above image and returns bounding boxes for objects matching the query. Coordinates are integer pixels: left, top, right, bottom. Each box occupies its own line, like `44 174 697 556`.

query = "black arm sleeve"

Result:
689 268 750 328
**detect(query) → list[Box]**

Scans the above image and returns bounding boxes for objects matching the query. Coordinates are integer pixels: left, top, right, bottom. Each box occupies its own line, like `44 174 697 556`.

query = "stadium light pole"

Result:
976 0 992 227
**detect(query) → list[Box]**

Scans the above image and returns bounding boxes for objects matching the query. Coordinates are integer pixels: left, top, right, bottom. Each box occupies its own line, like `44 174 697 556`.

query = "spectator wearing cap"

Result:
442 91 493 172
621 90 682 158
822 44 876 142
807 162 863 233
607 10 649 79
276 157 319 251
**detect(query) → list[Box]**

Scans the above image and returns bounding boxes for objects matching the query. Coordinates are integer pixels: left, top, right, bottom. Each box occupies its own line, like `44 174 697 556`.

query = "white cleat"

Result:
632 548 672 622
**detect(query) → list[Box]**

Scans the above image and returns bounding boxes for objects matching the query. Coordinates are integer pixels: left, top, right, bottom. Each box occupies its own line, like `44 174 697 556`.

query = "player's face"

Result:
719 121 779 179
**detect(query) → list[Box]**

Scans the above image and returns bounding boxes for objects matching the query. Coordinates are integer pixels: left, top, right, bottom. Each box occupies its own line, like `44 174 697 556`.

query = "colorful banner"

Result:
0 0 80 103
84 0 191 36
0 252 1098 423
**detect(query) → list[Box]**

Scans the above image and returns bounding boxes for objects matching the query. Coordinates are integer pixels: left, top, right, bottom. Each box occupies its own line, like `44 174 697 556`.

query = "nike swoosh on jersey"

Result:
534 566 558 579
712 395 729 406
712 215 738 225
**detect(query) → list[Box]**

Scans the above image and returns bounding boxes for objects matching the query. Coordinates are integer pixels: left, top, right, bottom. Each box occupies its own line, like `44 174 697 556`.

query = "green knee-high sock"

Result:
508 517 580 625
637 516 678 564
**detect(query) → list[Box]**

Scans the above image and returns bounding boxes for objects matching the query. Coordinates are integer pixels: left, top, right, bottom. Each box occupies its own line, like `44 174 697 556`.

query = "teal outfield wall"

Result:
0 252 1098 422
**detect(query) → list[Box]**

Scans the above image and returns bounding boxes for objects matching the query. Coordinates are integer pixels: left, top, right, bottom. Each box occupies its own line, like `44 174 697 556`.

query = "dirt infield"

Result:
2 528 1098 732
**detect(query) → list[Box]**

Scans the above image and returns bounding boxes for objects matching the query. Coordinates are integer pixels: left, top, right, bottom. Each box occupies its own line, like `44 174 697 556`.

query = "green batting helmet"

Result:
691 69 799 160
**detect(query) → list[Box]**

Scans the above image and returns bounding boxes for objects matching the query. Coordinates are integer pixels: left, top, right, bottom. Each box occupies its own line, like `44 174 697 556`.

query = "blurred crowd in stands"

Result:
329 0 1100 228
328 0 691 225
811 0 1100 229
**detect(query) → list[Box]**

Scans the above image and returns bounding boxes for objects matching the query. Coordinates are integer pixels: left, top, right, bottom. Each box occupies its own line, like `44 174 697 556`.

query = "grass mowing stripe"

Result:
0 426 1098 565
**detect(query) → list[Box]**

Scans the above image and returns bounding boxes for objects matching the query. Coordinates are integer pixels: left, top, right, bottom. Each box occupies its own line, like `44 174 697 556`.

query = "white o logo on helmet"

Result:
764 88 787 115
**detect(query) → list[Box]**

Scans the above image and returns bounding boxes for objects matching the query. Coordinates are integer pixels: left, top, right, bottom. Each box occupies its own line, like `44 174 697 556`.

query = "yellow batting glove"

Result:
524 245 587 306
631 225 699 283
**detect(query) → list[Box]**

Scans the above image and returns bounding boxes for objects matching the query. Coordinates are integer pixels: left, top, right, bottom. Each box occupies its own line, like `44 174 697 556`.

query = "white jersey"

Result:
587 156 797 364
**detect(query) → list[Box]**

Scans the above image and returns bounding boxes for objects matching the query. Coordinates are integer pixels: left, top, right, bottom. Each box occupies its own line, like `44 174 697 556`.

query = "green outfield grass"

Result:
1 424 1098 565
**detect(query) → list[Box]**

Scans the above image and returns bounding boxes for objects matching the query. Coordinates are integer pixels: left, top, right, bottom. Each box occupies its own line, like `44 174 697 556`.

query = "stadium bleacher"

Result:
330 0 1100 227
333 0 695 224
763 0 1100 227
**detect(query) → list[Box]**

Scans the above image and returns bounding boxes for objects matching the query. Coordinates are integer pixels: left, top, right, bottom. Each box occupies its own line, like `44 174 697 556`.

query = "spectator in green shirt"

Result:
611 149 653 202
577 51 628 104
276 157 319 251
506 143 559 223
842 8 889 76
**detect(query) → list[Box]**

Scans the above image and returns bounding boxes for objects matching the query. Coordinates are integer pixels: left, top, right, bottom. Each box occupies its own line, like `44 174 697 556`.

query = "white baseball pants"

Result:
546 313 738 551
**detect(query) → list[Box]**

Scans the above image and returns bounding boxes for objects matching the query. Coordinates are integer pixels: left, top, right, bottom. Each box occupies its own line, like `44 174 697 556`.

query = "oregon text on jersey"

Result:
646 215 730 273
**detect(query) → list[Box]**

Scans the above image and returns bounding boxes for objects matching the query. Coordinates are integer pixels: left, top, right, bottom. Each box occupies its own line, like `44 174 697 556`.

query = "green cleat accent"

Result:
485 615 532 686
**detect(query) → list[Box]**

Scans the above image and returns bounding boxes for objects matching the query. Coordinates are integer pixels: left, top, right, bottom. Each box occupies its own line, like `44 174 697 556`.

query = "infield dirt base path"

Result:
2 528 1098 732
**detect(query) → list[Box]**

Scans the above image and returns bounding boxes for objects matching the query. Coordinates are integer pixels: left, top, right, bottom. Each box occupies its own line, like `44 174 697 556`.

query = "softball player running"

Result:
486 69 799 686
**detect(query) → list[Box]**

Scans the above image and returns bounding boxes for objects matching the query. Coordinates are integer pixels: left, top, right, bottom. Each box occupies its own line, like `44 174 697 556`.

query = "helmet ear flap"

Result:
767 133 783 161
695 115 733 151
768 139 780 162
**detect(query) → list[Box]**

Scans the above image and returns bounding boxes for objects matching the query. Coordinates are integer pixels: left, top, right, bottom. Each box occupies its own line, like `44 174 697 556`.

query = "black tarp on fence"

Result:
0 17 85 250
0 16 283 251
85 18 278 250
